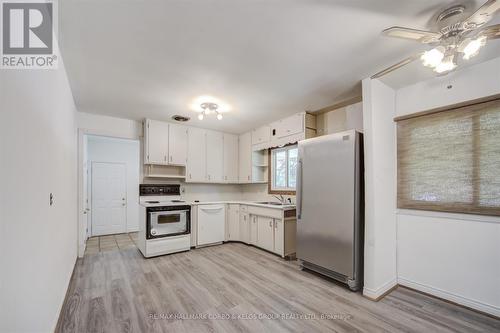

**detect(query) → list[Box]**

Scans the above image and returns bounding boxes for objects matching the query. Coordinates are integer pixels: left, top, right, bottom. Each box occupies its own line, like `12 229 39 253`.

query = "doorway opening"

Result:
82 135 140 243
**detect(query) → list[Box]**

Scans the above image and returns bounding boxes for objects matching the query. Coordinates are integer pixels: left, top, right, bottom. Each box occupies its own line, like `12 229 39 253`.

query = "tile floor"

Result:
84 232 138 255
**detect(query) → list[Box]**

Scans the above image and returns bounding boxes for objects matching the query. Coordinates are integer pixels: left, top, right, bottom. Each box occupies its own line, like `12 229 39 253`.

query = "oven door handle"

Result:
149 209 188 217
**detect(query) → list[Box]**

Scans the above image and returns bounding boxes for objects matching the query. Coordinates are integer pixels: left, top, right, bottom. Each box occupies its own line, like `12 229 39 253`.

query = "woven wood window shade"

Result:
397 99 500 216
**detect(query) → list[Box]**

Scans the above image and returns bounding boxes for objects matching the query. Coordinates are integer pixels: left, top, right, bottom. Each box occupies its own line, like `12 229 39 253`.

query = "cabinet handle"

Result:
189 173 192 179
274 221 277 229
269 220 272 227
170 156 173 162
164 155 167 162
247 175 250 181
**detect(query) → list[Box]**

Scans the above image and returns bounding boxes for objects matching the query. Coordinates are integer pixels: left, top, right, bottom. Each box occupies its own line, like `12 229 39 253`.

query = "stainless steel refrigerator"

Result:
296 129 364 291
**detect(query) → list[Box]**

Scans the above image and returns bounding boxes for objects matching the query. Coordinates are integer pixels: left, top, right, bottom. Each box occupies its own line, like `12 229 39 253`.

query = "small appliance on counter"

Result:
138 184 191 258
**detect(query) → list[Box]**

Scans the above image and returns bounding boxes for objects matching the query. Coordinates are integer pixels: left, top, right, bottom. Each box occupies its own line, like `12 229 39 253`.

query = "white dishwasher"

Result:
197 204 225 246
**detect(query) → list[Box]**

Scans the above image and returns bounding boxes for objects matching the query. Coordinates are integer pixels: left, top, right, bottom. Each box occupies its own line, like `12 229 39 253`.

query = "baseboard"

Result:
52 256 78 332
363 278 398 301
398 277 500 318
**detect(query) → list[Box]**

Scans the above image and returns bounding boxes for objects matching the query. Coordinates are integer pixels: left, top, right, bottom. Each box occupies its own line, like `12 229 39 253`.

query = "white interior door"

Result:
91 162 127 236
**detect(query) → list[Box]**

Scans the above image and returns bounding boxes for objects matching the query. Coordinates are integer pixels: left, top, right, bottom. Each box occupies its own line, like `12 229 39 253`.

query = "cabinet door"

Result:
249 215 258 245
168 123 188 165
239 211 249 243
146 120 169 165
276 113 304 138
252 126 271 145
187 127 206 182
238 132 252 183
273 219 284 256
257 216 274 252
227 204 240 241
206 131 224 183
223 133 239 183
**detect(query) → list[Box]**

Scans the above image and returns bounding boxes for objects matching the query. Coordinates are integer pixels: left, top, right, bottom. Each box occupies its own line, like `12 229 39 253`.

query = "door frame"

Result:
89 161 128 237
78 128 142 258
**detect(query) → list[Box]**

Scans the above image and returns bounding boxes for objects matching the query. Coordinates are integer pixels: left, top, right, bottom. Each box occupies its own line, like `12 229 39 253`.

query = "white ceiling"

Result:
60 0 499 133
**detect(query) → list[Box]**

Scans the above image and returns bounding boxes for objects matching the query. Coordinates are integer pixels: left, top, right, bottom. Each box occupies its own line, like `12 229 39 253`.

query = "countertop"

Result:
191 201 296 210
140 200 296 210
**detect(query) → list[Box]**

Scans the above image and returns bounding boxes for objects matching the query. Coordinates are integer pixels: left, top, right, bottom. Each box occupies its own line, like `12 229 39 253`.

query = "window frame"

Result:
268 144 297 195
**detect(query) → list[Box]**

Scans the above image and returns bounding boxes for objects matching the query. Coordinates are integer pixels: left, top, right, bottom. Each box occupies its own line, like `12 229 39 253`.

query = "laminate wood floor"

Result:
57 243 500 333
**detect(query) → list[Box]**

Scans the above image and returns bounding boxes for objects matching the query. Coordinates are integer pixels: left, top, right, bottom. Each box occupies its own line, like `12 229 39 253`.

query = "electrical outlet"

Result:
49 193 54 206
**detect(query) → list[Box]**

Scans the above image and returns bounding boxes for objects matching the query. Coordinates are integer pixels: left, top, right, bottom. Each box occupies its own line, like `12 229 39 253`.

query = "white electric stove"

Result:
138 184 192 258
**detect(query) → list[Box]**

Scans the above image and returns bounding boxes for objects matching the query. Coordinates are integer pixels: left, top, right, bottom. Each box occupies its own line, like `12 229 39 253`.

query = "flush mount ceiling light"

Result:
373 0 500 78
190 95 231 120
198 102 223 120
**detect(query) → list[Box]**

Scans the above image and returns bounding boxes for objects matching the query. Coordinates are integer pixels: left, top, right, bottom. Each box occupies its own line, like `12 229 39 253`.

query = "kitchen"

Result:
2 1 500 332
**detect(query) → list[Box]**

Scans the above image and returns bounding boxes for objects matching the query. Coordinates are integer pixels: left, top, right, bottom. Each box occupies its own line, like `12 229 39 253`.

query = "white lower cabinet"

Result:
273 219 284 255
239 208 249 243
227 204 240 241
249 215 258 245
195 203 295 257
257 216 274 252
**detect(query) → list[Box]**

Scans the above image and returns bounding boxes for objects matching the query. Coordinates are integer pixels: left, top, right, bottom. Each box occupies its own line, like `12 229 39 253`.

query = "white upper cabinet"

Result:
252 125 271 145
168 123 188 166
206 130 224 183
145 119 169 165
223 133 239 183
187 127 207 182
239 131 252 183
273 113 304 139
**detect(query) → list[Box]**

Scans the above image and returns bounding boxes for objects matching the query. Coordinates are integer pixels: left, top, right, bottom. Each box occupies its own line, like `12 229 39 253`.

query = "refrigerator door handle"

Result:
296 159 303 220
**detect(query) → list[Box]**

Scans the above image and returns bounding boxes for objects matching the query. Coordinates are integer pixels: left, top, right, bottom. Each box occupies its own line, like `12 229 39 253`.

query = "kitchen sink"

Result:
256 201 285 206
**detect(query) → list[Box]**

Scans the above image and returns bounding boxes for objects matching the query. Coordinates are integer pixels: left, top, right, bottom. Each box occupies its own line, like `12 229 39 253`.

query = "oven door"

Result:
148 208 190 239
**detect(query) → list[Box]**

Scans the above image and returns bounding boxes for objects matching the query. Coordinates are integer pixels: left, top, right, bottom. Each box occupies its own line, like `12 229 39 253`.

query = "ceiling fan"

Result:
372 0 500 78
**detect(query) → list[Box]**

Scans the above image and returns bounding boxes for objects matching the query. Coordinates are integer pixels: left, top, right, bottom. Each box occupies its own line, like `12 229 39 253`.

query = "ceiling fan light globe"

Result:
434 56 457 73
217 113 223 120
198 113 204 120
462 36 486 60
421 47 445 68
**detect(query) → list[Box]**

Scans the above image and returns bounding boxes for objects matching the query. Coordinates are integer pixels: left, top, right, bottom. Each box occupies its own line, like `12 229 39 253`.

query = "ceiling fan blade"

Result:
478 23 500 39
463 0 500 28
371 53 423 79
382 26 441 43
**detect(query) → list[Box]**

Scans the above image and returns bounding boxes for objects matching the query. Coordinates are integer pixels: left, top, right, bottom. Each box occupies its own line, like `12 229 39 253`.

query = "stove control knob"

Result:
151 229 157 236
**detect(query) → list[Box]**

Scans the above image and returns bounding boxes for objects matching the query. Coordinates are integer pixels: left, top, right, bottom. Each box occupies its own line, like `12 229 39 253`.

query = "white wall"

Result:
77 112 143 140
0 61 77 331
393 57 500 317
87 135 141 233
361 79 397 299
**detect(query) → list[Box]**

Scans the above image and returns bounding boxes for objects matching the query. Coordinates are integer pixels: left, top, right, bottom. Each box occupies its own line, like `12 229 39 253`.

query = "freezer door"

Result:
297 131 357 278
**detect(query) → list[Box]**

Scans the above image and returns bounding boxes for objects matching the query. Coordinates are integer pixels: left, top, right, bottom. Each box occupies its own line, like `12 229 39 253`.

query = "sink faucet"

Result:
272 195 285 204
